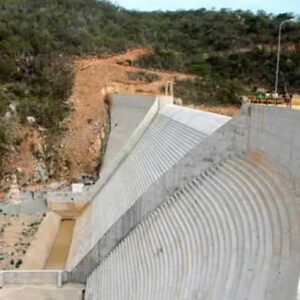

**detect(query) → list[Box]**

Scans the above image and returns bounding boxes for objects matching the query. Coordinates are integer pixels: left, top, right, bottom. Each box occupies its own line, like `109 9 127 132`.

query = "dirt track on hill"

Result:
1 47 238 192
59 47 196 182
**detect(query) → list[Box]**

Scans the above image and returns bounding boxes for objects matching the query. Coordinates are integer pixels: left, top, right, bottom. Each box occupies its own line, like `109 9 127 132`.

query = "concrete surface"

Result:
89 94 173 197
4 100 300 300
81 104 300 299
84 151 300 300
100 94 157 173
46 95 172 216
0 284 84 300
22 212 61 270
68 105 230 280
160 104 231 134
0 270 68 287
248 105 300 209
45 220 75 270
47 192 89 218
0 198 47 216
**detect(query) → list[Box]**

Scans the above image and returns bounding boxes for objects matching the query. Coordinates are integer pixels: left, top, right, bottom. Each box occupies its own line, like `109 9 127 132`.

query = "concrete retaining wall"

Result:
0 198 47 216
85 151 299 300
47 192 89 218
89 95 173 197
0 270 69 287
22 212 61 270
248 105 300 208
46 95 172 214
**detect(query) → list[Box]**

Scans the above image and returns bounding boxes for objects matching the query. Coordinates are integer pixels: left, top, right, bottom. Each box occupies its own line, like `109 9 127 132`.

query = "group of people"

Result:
255 91 293 106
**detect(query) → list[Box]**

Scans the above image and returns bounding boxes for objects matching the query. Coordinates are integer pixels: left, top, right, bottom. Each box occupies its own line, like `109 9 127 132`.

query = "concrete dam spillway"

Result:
45 220 75 270
1 94 300 300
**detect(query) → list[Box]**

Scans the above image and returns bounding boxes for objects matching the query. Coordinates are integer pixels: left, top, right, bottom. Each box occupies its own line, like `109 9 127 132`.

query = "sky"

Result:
113 0 300 15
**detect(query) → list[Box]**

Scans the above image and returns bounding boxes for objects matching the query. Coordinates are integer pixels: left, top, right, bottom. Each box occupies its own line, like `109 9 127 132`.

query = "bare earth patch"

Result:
60 47 195 181
0 47 236 193
0 213 44 270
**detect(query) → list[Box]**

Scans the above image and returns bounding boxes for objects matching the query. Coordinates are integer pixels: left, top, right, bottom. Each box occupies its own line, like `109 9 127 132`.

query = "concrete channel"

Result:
45 220 75 270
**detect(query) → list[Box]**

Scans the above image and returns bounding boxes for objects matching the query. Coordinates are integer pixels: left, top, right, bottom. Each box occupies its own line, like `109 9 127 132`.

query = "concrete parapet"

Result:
0 270 69 288
47 192 89 218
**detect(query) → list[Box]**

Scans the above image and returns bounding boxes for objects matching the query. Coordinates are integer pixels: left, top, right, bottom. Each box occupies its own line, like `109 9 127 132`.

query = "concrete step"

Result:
84 153 300 300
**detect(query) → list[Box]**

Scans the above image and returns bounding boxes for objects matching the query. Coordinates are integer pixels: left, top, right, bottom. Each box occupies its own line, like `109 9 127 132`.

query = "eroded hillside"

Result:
0 48 201 195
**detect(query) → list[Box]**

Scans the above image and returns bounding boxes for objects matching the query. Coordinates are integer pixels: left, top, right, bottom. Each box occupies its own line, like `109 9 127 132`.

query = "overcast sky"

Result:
113 0 300 15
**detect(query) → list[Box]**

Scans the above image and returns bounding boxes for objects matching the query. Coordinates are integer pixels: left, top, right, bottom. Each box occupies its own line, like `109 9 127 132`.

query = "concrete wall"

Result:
4 102 300 298
84 151 299 300
248 105 300 209
90 95 173 196
68 106 231 281
70 105 300 284
82 104 300 299
66 96 174 269
47 192 89 218
0 270 69 287
0 198 47 216
46 95 172 212
22 212 61 270
100 94 158 173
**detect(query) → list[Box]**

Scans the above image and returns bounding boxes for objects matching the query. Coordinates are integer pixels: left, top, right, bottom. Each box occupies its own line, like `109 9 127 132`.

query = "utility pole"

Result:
275 18 293 95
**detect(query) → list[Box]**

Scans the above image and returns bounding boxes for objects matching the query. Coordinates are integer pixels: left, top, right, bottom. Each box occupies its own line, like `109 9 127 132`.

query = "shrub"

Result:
16 259 22 268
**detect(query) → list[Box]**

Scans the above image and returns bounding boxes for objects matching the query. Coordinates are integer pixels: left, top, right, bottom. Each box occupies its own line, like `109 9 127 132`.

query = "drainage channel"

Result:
45 219 75 269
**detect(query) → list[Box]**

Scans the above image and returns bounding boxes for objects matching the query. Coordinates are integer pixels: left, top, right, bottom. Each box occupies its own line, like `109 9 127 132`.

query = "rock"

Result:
6 184 21 203
38 126 47 132
0 143 13 151
241 96 248 103
26 116 36 126
100 127 105 139
46 181 66 191
4 111 12 120
34 162 49 182
93 122 101 131
174 98 183 105
9 102 17 115
16 167 23 175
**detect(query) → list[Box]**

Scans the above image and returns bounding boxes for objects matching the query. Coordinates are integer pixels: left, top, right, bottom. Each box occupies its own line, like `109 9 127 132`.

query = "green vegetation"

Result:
0 0 299 150
15 258 22 268
174 77 243 106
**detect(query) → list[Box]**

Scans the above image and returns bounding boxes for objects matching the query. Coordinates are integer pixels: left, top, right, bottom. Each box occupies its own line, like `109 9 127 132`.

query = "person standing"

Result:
289 93 293 108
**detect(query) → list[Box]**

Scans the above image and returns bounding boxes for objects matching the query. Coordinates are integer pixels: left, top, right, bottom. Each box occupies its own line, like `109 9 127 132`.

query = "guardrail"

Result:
0 270 70 287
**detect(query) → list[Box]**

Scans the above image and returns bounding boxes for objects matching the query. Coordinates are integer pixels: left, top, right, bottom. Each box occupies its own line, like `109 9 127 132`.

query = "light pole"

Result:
275 18 293 95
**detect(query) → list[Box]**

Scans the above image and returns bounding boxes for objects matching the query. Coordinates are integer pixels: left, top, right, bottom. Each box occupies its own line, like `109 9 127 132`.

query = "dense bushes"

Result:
174 78 243 107
137 44 300 104
0 0 299 128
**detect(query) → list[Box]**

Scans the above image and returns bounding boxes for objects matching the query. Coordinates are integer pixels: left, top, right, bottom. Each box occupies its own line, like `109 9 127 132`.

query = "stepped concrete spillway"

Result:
85 151 299 300
1 96 300 300
67 99 230 277
79 102 300 299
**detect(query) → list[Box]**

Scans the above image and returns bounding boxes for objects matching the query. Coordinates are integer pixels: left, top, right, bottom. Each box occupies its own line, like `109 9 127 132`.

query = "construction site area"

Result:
0 59 300 298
